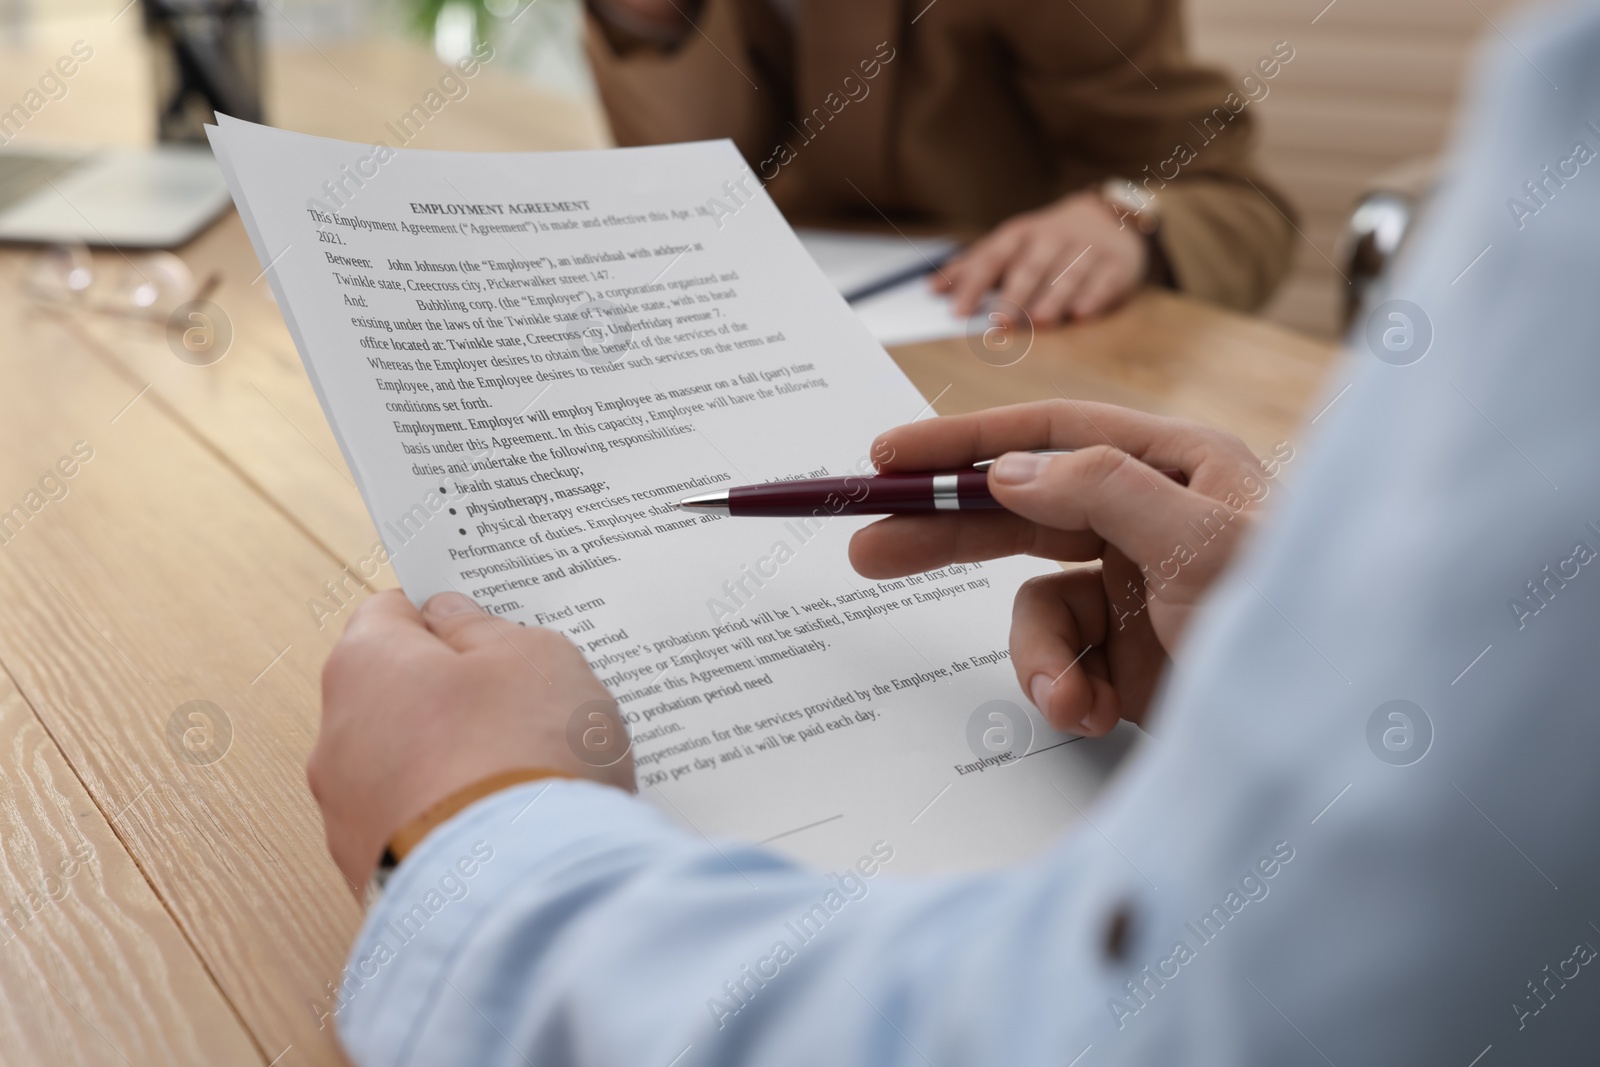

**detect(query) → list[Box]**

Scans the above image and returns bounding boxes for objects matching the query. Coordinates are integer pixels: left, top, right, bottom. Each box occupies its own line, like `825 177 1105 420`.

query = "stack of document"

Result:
207 120 1132 873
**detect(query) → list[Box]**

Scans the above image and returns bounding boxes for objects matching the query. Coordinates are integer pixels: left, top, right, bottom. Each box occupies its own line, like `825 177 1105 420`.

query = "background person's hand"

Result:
849 401 1282 736
933 191 1148 325
309 590 632 893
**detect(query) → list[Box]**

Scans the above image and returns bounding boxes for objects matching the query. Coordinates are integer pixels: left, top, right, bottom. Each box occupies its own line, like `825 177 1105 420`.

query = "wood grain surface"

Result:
892 287 1340 456
0 256 362 1064
0 674 263 1065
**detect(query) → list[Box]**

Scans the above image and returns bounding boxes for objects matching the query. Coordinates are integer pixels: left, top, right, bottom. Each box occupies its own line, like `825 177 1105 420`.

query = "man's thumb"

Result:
422 591 521 652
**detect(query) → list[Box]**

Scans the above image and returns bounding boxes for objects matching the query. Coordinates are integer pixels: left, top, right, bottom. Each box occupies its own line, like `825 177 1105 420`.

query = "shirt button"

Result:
1102 901 1135 962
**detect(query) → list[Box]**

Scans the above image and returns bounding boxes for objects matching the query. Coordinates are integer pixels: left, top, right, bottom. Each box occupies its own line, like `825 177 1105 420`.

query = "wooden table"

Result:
0 18 1338 1066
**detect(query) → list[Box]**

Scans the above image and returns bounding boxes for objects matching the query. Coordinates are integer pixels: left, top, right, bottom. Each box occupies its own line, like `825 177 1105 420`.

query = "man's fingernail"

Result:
1029 672 1053 714
1078 712 1095 734
992 452 1049 485
425 591 478 617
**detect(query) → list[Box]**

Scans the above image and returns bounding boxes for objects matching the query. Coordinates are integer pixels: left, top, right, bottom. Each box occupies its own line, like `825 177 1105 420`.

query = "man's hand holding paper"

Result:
311 589 632 892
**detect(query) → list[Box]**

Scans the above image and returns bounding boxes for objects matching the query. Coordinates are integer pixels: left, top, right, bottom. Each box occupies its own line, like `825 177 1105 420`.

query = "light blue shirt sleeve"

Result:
335 776 1158 1067
337 5 1600 1063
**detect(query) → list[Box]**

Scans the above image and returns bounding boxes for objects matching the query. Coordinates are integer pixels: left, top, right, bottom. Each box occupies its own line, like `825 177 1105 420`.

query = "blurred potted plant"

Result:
399 0 595 97
401 0 556 56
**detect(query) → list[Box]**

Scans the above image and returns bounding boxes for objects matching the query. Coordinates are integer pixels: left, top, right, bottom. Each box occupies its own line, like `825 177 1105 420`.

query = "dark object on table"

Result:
1341 158 1437 328
143 0 264 144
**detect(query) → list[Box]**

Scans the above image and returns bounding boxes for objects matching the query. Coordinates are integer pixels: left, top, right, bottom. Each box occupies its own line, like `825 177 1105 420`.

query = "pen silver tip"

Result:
677 491 730 515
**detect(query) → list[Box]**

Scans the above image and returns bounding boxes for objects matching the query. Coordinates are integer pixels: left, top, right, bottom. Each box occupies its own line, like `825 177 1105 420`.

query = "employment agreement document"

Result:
209 120 1137 874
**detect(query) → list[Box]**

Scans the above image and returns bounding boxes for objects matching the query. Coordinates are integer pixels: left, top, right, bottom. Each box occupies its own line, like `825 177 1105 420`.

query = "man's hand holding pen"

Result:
846 400 1279 738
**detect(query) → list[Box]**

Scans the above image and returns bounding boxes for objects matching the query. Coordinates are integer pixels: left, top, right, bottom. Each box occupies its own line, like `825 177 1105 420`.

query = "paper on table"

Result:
207 119 1137 874
850 275 986 347
792 228 955 299
794 228 982 346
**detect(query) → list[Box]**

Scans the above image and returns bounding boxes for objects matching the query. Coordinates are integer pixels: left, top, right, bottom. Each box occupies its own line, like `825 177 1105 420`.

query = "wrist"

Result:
1097 178 1160 236
1096 179 1172 288
372 767 577 890
389 767 578 860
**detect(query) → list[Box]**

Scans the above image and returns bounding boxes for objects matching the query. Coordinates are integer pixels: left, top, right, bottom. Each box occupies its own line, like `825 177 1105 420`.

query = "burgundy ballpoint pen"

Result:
676 450 1187 517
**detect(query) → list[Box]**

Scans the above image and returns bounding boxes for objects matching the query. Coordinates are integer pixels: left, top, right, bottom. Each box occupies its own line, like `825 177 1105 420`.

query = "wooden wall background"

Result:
1187 0 1537 336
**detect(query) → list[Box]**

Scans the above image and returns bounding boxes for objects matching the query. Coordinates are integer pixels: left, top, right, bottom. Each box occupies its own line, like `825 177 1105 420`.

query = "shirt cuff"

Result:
333 779 679 1063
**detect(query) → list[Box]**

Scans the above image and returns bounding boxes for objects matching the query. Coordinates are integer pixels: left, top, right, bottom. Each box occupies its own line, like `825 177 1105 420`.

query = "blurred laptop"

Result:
0 144 232 248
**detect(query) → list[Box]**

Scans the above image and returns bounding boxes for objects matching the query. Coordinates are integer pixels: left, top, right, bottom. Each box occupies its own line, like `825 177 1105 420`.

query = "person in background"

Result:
583 0 1297 323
